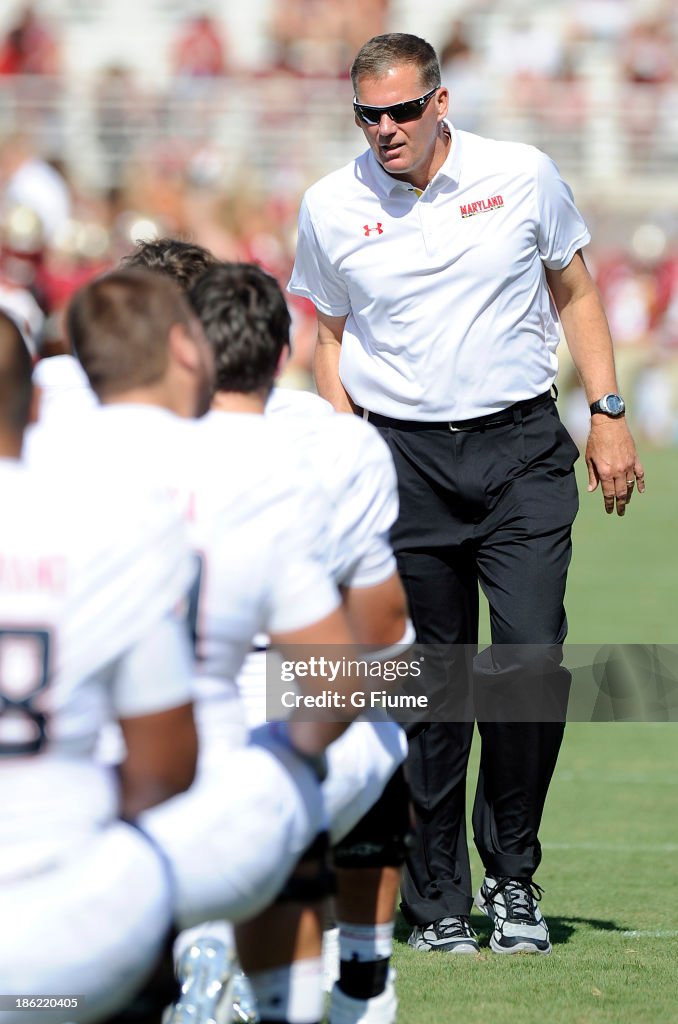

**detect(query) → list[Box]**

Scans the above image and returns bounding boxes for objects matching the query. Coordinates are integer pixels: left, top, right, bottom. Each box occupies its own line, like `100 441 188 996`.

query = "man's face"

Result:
354 63 448 185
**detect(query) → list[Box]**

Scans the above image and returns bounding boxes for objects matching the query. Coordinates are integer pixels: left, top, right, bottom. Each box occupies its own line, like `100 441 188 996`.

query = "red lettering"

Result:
0 557 67 594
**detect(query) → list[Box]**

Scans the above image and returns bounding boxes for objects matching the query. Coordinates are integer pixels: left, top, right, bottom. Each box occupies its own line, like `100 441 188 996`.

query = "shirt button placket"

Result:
419 192 436 257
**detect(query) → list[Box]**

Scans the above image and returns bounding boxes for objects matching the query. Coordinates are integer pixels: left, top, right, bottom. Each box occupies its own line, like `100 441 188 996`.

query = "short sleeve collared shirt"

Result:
289 123 591 420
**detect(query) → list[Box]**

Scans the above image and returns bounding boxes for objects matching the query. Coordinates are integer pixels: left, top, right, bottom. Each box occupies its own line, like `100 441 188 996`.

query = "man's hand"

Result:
585 417 646 516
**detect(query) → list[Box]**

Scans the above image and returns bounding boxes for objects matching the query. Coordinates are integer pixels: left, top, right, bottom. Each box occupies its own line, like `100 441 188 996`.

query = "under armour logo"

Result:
363 223 383 236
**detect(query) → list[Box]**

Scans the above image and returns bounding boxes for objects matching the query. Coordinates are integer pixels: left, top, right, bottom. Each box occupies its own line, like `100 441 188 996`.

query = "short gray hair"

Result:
350 33 441 94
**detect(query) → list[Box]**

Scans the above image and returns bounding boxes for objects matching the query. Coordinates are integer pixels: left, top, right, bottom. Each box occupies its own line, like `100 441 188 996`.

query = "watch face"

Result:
605 394 624 415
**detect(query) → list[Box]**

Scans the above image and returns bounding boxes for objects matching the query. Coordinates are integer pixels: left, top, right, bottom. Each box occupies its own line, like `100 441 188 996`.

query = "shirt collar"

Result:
366 120 462 198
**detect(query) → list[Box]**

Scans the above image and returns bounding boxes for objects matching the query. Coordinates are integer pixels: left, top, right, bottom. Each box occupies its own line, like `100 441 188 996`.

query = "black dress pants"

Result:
372 399 580 924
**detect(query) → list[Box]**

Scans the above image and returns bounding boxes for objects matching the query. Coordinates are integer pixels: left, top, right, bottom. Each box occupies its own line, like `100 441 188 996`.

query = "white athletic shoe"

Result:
475 876 552 954
232 970 259 1023
328 969 397 1024
164 936 236 1024
407 916 479 953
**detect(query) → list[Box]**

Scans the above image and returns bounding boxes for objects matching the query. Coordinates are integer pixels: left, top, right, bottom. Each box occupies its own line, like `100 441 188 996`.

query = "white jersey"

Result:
265 392 398 588
26 403 340 701
266 385 334 419
237 393 399 728
185 411 340 703
32 354 97 426
0 457 195 882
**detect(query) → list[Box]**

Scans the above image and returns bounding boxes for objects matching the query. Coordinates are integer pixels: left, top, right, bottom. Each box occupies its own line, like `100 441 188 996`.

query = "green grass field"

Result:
391 447 678 1024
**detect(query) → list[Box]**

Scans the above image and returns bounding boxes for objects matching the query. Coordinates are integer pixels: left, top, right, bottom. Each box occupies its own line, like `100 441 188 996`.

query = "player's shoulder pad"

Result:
267 387 334 419
322 414 397 483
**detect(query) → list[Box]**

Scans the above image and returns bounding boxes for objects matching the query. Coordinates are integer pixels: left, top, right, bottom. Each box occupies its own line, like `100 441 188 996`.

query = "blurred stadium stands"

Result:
1 0 678 441
2 0 677 198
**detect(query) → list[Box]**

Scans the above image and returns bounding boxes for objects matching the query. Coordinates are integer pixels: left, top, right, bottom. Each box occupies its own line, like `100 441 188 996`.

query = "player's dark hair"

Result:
0 311 33 434
188 263 290 396
351 33 441 94
121 238 218 293
68 269 194 400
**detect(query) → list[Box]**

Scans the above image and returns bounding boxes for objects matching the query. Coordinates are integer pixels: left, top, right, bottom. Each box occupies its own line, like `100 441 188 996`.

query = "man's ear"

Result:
168 322 198 371
436 86 449 121
273 342 291 380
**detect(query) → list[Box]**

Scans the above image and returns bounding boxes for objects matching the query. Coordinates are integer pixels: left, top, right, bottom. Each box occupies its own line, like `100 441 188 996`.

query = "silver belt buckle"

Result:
448 421 462 432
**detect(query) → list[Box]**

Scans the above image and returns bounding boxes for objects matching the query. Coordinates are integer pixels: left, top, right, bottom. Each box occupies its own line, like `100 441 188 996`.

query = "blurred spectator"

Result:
121 139 191 236
39 263 109 355
0 27 22 75
268 0 388 77
172 13 228 78
634 354 678 445
0 133 71 245
94 66 149 190
620 17 673 85
485 12 565 130
651 245 678 444
0 4 59 77
166 14 228 140
596 239 658 399
485 13 564 81
534 47 589 163
0 203 46 354
620 17 675 153
571 0 633 43
439 18 491 133
268 0 348 76
0 0 673 436
655 244 678 350
344 0 390 55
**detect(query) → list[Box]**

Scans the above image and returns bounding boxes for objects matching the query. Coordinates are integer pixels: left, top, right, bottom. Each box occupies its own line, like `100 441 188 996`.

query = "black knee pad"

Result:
339 957 390 1000
333 765 411 869
275 831 336 903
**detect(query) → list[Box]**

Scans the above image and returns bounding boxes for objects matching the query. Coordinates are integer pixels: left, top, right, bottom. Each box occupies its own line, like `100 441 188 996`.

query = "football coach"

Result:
288 32 645 957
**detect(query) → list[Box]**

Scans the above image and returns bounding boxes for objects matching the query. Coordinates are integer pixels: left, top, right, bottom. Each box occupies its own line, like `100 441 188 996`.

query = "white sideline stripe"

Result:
622 930 678 938
466 841 678 852
556 771 678 785
540 841 678 853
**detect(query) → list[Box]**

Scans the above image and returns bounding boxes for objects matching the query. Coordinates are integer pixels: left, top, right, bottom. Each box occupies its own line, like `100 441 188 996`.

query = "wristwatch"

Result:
590 393 626 418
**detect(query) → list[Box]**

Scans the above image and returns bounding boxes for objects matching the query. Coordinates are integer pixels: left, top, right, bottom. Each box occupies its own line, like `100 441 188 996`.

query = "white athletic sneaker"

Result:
475 876 552 954
164 935 236 1024
328 969 397 1024
407 916 479 953
232 970 259 1023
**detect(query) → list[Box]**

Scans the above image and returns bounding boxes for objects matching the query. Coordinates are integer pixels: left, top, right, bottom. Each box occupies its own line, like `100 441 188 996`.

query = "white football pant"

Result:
0 822 172 1023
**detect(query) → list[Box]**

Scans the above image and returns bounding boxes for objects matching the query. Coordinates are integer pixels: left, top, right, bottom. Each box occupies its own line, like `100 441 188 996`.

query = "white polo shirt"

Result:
289 122 591 420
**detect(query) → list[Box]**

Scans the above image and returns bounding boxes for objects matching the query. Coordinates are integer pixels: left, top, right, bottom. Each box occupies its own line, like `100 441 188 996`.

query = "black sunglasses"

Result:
353 86 440 126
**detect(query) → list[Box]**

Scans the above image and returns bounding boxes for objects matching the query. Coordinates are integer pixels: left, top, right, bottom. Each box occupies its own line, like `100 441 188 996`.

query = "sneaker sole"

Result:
489 935 552 955
408 937 480 954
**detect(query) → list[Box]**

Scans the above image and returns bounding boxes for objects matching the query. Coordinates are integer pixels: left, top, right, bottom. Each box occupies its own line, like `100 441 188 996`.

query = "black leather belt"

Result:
361 390 554 432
